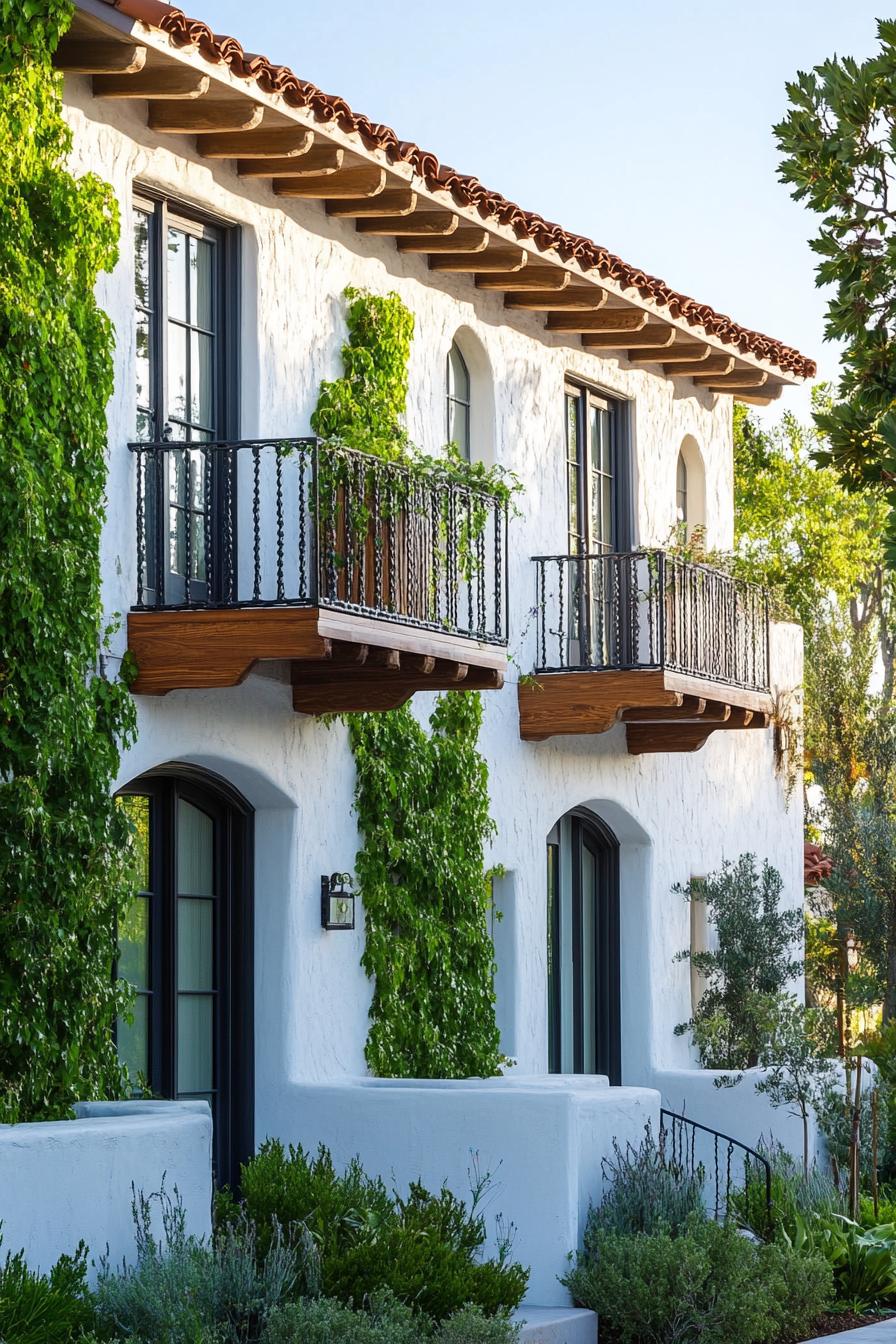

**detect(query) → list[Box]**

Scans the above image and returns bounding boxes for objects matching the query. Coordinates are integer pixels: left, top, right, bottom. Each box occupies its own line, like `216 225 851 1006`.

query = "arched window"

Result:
446 341 471 461
546 809 620 1081
676 451 688 524
116 768 254 1187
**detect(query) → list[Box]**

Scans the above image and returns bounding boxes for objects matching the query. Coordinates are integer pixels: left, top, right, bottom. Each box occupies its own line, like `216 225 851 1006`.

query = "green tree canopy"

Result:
733 398 886 634
775 20 896 564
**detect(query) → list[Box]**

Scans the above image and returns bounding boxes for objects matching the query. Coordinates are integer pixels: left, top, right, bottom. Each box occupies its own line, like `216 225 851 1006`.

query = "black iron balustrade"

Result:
659 1108 773 1237
532 551 770 691
129 437 509 646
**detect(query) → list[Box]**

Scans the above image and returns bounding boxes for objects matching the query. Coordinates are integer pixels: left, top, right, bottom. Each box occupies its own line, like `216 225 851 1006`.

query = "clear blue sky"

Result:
193 0 884 407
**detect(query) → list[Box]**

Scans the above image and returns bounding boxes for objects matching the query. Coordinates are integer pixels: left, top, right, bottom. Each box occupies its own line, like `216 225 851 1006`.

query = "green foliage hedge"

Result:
565 1215 833 1344
563 1128 834 1344
350 693 506 1078
230 1140 528 1321
0 3 137 1121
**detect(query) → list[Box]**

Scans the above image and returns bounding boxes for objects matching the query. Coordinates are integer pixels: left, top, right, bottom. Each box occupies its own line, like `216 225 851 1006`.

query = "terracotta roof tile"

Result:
96 0 816 381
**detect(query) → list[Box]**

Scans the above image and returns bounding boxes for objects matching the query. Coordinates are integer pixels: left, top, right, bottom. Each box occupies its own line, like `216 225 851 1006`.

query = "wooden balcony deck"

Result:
521 552 773 753
126 438 507 714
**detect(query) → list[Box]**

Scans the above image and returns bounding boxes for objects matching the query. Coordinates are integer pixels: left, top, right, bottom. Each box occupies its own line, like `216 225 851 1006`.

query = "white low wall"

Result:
266 1074 659 1306
0 1100 212 1278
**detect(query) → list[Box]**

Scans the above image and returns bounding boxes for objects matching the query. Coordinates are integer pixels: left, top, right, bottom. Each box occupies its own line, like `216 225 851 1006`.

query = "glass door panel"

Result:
547 813 620 1080
581 842 597 1073
176 798 216 1105
565 387 619 667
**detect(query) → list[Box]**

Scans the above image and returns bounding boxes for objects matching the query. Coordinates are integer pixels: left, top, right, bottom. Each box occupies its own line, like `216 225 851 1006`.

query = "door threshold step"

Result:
513 1306 598 1343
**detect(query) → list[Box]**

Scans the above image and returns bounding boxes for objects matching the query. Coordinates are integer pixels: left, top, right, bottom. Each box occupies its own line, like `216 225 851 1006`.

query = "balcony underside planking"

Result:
128 605 505 711
518 671 772 752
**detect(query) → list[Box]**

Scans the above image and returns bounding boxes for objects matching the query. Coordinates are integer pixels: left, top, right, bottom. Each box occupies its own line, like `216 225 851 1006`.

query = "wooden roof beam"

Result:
198 128 313 158
93 68 210 99
398 228 489 254
476 268 571 293
693 369 768 389
737 385 785 405
239 146 343 178
546 308 648 334
55 39 147 73
505 287 607 311
326 189 417 219
583 324 675 350
667 355 736 377
274 167 387 199
356 212 459 237
629 343 712 365
148 101 264 134
430 249 528 274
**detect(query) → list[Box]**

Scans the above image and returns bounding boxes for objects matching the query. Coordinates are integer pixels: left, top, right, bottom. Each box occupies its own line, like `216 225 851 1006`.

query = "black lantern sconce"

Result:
321 872 355 931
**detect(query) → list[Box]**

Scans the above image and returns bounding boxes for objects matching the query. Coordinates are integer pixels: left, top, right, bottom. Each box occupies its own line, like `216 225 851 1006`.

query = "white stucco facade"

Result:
45 63 807 1300
0 1101 212 1279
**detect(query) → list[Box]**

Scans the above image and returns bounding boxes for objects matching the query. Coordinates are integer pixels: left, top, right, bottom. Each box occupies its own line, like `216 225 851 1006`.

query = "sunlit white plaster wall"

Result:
61 84 804 1136
0 1102 211 1279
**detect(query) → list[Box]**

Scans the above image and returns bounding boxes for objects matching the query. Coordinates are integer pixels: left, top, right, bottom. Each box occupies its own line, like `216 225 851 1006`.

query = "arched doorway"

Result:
546 809 620 1082
116 767 254 1187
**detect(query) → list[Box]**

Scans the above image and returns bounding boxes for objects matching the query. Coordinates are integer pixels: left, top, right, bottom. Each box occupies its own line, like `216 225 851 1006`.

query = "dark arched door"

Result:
116 769 254 1187
546 810 620 1082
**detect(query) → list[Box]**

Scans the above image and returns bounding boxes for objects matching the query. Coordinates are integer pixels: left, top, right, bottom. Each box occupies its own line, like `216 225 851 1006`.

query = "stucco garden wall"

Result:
58 83 805 1136
0 1101 212 1279
268 1075 660 1307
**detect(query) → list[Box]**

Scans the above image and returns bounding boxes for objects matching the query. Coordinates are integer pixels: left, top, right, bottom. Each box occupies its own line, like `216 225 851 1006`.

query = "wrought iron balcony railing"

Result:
533 550 770 691
129 437 509 646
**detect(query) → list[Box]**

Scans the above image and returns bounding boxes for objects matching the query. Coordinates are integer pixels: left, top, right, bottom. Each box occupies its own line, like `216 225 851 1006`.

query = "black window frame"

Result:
446 340 472 461
116 767 254 1190
564 381 632 555
547 810 621 1083
133 190 241 608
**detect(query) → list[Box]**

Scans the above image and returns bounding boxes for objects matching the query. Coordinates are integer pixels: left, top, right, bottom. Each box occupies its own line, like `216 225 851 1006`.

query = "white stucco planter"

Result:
0 1100 212 1278
265 1074 659 1307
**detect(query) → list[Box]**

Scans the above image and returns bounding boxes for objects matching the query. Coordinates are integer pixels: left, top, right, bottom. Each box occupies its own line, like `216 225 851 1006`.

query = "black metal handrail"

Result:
532 550 770 690
128 437 509 646
659 1108 773 1237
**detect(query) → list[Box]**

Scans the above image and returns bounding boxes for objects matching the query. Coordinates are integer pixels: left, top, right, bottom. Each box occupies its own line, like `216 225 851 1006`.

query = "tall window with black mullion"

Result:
134 196 235 607
565 385 620 666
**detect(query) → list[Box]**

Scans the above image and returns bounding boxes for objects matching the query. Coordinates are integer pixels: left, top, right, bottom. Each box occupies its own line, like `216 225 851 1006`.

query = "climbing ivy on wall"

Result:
0 1 137 1120
350 694 507 1078
315 287 507 1078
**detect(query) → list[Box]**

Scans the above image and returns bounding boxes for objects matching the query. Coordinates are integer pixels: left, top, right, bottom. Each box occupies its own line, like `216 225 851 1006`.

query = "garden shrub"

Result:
262 1293 520 1343
587 1127 704 1237
730 1143 845 1240
787 1212 896 1311
0 1239 92 1344
759 1237 835 1339
232 1141 528 1320
92 1186 297 1344
564 1214 831 1344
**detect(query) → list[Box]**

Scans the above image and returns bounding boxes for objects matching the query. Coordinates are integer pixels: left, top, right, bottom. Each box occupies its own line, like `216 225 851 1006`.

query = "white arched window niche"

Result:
675 435 706 537
444 327 495 465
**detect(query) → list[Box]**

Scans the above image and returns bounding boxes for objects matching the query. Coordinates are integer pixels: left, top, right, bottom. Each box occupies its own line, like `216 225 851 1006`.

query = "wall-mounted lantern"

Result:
321 872 355 930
